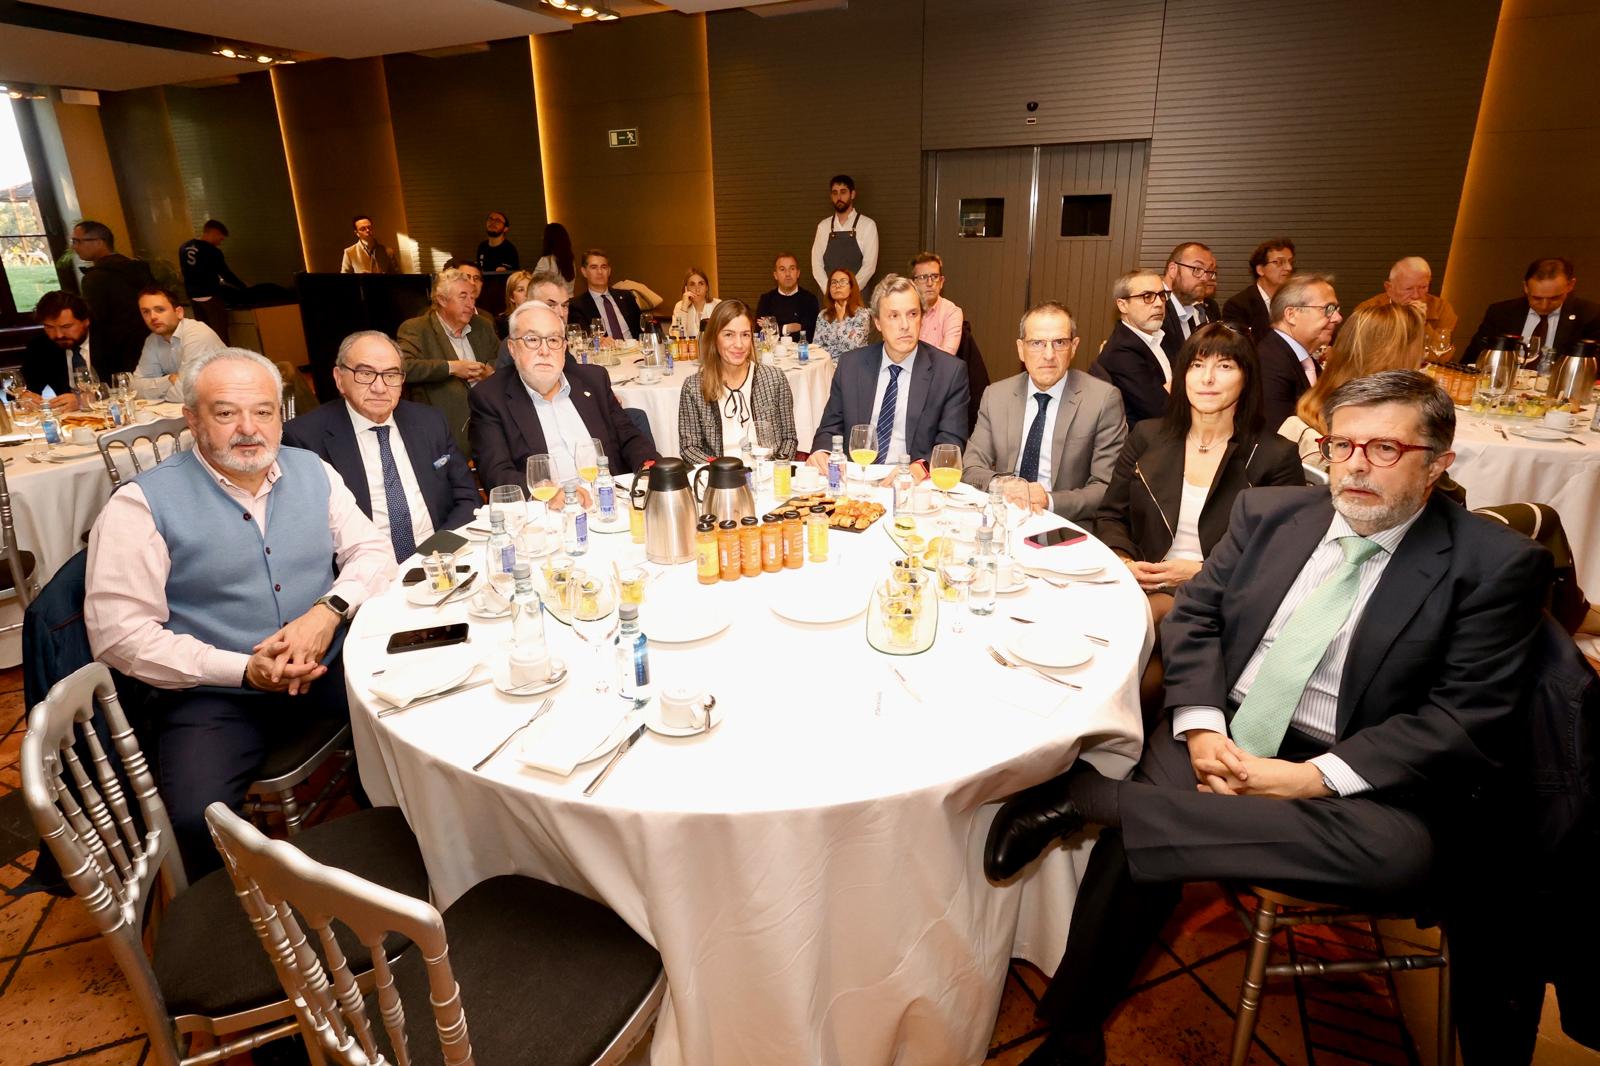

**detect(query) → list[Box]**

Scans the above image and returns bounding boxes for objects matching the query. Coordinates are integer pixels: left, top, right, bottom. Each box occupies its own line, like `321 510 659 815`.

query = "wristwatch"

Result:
314 593 352 620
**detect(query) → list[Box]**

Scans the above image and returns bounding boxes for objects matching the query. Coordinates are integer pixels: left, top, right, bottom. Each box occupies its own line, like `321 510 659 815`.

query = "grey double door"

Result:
924 141 1149 385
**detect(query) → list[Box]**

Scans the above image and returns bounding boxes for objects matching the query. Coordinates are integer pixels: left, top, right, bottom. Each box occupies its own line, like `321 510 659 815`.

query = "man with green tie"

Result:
981 369 1549 1066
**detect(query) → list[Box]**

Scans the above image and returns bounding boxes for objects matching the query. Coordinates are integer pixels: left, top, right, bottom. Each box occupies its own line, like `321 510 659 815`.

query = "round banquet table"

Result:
1447 415 1600 587
603 347 834 458
345 483 1150 1066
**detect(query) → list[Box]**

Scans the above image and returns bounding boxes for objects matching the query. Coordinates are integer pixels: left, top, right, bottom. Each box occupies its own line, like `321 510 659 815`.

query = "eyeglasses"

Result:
511 334 566 350
1291 303 1342 318
1317 436 1433 467
911 273 943 283
1120 290 1165 305
1024 337 1076 354
1264 257 1294 268
337 364 405 386
1174 261 1218 280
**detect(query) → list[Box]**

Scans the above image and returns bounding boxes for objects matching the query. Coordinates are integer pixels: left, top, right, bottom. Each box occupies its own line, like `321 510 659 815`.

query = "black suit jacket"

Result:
20 333 86 396
1255 329 1314 432
1221 284 1273 341
1160 294 1222 360
810 342 970 462
468 363 658 491
1093 422 1303 563
281 400 481 536
1162 488 1549 794
569 288 646 339
1093 322 1172 426
1460 295 1600 365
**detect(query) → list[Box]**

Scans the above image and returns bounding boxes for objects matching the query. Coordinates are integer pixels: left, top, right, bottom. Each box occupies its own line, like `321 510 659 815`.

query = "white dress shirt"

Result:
345 402 435 550
869 347 917 463
1521 307 1562 346
525 375 591 483
1168 292 1203 339
439 316 477 362
1275 328 1319 386
1016 372 1070 490
717 368 754 458
590 289 635 342
1256 284 1274 314
136 318 226 400
1172 506 1426 796
810 209 880 292
1134 324 1171 384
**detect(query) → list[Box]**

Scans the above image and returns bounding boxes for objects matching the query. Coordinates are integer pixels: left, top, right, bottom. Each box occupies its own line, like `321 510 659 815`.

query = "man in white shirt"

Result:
339 215 397 274
1259 273 1343 430
1091 268 1173 425
810 174 880 294
1159 241 1221 361
135 286 226 401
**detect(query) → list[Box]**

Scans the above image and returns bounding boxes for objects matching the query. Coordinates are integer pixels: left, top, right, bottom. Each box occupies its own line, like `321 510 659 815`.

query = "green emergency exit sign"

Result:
608 128 638 148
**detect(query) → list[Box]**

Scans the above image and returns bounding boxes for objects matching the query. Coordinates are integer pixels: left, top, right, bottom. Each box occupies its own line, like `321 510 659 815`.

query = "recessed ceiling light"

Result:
256 55 273 64
219 47 236 58
580 5 597 15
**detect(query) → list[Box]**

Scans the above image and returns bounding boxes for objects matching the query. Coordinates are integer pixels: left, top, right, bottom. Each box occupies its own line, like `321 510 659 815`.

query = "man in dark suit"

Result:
1159 241 1221 361
1220 237 1294 341
981 370 1549 1066
73 220 154 376
20 290 95 409
283 332 480 561
1257 273 1343 431
1092 268 1173 425
807 274 969 470
567 248 654 342
1460 256 1600 365
469 301 657 492
396 269 496 458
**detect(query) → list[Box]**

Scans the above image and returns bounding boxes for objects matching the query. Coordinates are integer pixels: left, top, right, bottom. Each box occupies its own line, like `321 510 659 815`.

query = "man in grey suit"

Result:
397 269 495 458
964 301 1126 519
808 273 970 470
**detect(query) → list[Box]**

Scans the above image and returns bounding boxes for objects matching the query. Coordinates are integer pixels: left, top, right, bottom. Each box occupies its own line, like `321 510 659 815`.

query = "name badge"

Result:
433 454 449 469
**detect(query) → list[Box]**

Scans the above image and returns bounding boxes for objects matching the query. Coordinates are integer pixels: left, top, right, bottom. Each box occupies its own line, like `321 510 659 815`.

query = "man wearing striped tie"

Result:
283 331 481 561
981 369 1549 1066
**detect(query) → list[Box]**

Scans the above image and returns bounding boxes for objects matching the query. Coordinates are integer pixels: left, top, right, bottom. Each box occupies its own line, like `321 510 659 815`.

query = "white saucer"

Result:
489 654 568 696
640 605 732 643
995 571 1028 595
43 443 99 460
642 699 723 737
1512 425 1571 441
589 511 631 534
1008 630 1093 670
770 583 867 625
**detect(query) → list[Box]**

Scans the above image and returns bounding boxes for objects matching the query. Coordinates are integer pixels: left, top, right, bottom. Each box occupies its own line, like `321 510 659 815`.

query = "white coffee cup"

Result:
69 427 96 445
508 643 552 688
996 558 1021 588
638 365 661 385
794 466 821 492
660 685 710 729
1542 409 1577 430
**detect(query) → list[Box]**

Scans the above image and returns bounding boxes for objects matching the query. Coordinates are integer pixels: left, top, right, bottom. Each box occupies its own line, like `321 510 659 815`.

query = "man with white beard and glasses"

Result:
980 370 1548 1065
84 348 395 875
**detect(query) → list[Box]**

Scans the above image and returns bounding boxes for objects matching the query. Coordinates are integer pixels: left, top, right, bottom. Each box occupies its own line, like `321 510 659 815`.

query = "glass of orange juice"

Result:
928 443 962 506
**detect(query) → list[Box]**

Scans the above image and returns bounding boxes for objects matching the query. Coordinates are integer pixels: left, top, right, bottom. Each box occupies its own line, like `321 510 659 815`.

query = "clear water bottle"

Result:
827 433 844 493
596 456 616 520
510 562 546 649
41 406 61 447
615 603 652 701
970 521 997 616
562 480 589 555
798 330 810 363
892 453 913 518
987 478 1011 561
485 509 516 580
664 325 676 373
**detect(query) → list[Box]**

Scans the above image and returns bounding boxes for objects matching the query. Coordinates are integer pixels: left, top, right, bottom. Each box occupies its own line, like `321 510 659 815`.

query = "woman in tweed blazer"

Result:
678 299 798 464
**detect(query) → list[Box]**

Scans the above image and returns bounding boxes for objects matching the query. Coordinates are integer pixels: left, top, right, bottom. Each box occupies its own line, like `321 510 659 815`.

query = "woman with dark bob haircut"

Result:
1094 322 1304 719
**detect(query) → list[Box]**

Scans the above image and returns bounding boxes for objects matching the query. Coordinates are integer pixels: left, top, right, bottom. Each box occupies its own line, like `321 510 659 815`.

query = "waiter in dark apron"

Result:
811 173 880 296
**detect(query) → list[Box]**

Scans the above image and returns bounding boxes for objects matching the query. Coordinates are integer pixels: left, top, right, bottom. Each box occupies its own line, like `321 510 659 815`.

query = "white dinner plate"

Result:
639 604 732 643
405 573 477 606
643 699 724 737
1511 426 1572 442
1008 630 1093 670
770 583 868 625
43 443 99 461
589 510 631 534
1027 562 1104 579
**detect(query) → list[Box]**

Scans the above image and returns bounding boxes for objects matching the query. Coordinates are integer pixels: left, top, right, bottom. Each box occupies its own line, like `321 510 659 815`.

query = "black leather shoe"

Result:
1021 1028 1106 1065
984 777 1086 881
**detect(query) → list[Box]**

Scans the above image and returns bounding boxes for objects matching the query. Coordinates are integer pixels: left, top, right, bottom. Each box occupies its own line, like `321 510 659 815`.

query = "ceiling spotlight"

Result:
596 9 618 18
256 55 273 64
580 5 597 15
219 47 236 58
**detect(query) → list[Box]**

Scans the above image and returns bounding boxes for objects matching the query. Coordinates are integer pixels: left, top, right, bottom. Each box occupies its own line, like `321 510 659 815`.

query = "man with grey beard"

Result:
84 347 394 875
980 370 1549 1065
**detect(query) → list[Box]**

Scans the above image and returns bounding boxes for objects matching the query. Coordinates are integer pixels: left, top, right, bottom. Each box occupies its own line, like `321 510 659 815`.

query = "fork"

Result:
473 698 555 771
986 646 1080 689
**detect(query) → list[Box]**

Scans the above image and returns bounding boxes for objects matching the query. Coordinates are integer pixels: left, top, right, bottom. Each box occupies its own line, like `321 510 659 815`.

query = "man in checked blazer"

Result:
963 301 1126 519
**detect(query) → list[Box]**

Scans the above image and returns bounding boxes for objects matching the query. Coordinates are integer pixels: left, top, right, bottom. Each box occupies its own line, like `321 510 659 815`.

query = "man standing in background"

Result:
341 215 398 274
476 210 520 273
73 220 154 375
811 174 879 295
178 219 246 344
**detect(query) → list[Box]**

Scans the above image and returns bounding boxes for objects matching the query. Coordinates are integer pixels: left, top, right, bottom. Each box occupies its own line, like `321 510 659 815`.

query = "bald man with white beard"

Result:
1355 256 1458 344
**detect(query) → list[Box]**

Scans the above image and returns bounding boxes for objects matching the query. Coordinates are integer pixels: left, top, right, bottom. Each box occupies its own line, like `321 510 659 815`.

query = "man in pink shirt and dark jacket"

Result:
912 251 964 354
85 348 395 874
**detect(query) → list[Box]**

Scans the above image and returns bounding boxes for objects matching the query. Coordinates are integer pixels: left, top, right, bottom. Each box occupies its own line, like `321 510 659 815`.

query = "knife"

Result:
1564 436 1587 447
584 723 647 796
432 572 477 608
376 675 492 718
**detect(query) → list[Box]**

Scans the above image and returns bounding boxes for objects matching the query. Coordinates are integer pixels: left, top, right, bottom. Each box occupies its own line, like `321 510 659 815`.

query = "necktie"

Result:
70 347 86 372
1018 392 1051 484
1193 303 1208 327
1229 535 1384 757
601 293 627 340
875 363 903 458
372 426 416 562
1529 313 1549 352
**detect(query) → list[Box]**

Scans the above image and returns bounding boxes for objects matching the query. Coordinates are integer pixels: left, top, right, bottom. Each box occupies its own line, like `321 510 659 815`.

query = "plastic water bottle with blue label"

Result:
615 603 652 701
563 480 589 555
797 330 809 363
827 434 844 493
596 456 616 520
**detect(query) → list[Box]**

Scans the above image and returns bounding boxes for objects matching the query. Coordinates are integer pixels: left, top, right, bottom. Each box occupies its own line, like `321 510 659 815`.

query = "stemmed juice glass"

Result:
11 397 41 458
848 423 877 495
569 569 620 694
488 484 526 537
937 535 976 635
1476 349 1514 425
929 443 962 503
527 454 559 526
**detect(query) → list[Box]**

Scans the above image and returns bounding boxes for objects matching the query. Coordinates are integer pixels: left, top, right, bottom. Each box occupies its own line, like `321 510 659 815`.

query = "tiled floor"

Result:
1 666 1596 1065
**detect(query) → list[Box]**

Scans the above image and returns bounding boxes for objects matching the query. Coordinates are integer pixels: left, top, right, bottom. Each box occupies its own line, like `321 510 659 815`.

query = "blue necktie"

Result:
1018 392 1050 484
875 363 902 458
372 426 416 562
601 293 628 341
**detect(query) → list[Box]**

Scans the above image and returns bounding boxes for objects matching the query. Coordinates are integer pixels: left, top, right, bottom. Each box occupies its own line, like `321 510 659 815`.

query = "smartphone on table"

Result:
1023 527 1088 549
385 624 470 655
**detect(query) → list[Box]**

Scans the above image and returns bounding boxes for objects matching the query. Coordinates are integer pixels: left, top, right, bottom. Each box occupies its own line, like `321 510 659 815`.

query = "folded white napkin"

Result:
990 669 1072 718
370 650 476 708
516 704 628 776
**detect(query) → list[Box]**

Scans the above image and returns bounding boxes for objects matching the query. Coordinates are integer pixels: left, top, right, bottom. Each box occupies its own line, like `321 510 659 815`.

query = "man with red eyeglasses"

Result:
982 370 1548 1065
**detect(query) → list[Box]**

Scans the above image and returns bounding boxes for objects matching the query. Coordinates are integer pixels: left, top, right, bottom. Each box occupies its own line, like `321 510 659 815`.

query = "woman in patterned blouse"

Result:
813 268 871 353
677 299 797 464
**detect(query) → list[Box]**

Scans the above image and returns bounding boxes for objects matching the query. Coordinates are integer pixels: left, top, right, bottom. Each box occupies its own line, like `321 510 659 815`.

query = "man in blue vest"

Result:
85 348 395 874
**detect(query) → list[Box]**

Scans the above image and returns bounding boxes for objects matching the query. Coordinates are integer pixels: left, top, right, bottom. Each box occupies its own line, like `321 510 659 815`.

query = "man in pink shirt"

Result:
912 251 964 354
85 348 395 873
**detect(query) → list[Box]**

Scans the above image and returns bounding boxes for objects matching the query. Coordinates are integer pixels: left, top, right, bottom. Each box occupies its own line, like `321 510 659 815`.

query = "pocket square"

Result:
433 454 450 468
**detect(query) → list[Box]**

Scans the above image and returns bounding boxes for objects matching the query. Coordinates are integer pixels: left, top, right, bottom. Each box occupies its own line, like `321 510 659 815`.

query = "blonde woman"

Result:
677 299 797 464
495 269 535 339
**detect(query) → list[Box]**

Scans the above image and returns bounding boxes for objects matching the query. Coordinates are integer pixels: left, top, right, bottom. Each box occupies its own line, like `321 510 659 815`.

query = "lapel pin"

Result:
583 390 592 398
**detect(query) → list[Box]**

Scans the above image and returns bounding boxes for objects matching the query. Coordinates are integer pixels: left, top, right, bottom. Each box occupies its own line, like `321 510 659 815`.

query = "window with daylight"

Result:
0 102 54 318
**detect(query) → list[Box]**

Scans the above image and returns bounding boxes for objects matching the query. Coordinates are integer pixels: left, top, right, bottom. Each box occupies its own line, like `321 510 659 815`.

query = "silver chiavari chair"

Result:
0 457 38 628
96 416 191 489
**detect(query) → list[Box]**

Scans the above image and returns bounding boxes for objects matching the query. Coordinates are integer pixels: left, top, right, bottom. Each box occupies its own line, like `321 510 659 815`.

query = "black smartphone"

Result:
402 564 473 587
386 623 470 654
1023 527 1088 549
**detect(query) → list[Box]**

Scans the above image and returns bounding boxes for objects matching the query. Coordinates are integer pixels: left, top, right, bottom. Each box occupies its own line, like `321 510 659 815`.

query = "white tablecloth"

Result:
345 486 1150 1066
605 349 835 458
1449 418 1600 587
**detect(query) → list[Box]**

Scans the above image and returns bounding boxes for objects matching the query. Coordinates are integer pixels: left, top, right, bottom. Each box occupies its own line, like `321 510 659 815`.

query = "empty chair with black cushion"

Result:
206 801 667 1066
20 662 431 1066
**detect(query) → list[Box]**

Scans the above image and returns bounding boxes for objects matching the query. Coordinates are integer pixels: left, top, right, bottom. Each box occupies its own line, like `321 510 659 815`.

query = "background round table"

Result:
603 348 834 457
345 485 1150 1066
1448 416 1600 587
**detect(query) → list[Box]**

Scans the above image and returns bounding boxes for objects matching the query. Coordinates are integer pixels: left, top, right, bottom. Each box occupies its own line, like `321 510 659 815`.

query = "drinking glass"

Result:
577 437 603 485
1430 328 1454 362
929 443 962 507
569 569 620 694
618 565 646 607
0 371 17 404
488 484 526 536
73 368 96 399
937 535 976 635
86 382 112 417
1476 348 1515 425
526 454 559 524
11 396 42 458
847 423 877 494
751 418 775 494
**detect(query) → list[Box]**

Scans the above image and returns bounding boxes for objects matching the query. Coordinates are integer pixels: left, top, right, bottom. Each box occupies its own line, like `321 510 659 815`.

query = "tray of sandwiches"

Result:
777 493 886 532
